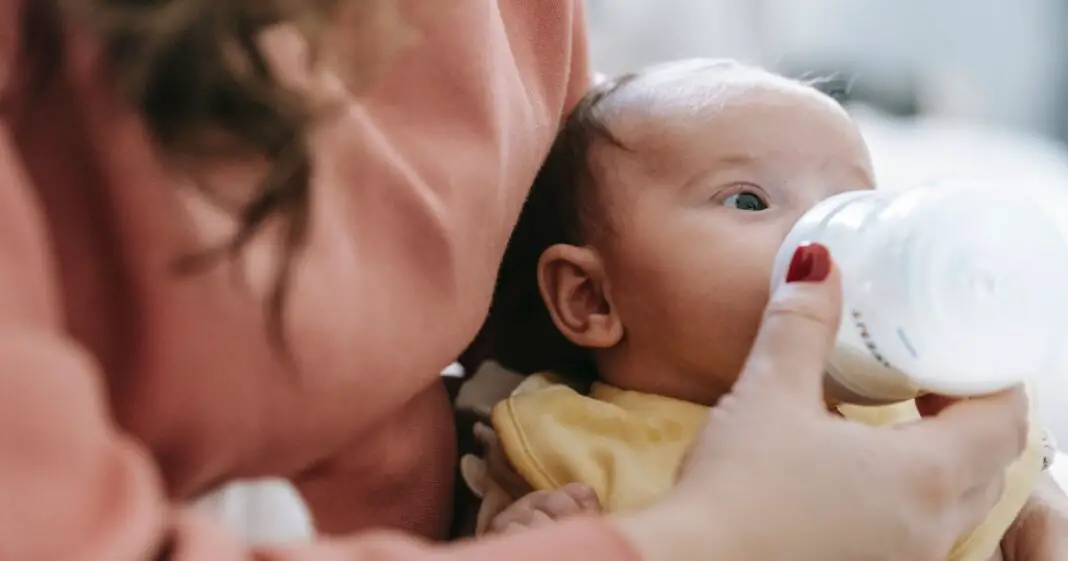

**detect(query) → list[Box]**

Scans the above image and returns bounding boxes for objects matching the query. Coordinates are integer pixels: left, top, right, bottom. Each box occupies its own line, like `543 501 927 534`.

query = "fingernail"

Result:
785 242 831 283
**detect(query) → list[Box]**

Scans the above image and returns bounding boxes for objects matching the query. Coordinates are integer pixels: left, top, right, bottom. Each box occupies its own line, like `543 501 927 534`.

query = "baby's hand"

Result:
486 483 601 534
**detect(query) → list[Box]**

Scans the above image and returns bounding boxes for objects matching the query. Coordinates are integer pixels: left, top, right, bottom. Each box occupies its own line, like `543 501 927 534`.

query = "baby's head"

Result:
485 59 875 405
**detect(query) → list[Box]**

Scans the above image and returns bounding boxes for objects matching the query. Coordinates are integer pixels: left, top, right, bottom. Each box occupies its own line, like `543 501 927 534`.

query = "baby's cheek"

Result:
605 228 776 381
683 283 767 357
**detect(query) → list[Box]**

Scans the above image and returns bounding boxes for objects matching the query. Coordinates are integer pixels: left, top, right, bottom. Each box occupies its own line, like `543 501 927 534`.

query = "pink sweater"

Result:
0 0 640 559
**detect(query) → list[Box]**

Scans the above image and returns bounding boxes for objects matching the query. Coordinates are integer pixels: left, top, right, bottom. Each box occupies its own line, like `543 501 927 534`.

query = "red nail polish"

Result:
786 242 831 283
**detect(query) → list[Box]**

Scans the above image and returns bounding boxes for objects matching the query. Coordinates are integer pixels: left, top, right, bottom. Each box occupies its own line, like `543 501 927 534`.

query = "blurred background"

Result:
589 0 1068 442
588 0 1068 137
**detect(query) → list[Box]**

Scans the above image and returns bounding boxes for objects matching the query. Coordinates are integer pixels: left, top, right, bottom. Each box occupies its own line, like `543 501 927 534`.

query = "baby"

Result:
465 60 1046 560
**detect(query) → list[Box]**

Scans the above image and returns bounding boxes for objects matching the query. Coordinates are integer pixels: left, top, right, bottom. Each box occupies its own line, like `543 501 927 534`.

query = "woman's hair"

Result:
24 0 403 348
466 74 637 382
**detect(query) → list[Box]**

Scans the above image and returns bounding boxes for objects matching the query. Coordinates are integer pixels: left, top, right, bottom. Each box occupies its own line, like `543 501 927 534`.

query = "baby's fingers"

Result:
488 485 602 534
529 483 601 516
487 494 556 533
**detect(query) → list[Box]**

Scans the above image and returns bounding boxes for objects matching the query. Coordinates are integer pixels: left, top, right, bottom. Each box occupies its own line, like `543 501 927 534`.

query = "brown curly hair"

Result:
22 0 409 348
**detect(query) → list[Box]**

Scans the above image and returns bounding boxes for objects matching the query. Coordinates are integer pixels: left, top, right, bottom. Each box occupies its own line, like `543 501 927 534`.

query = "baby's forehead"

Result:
596 61 812 149
581 61 869 200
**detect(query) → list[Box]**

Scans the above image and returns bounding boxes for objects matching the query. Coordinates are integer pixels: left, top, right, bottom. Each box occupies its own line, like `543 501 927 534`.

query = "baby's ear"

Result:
461 455 489 499
537 244 623 350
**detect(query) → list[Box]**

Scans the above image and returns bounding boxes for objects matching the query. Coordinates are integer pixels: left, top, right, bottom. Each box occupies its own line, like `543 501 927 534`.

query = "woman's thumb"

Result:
733 243 842 405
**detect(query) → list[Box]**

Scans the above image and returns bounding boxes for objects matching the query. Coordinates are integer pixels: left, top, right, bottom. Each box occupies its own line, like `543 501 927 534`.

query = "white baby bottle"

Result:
770 181 1068 405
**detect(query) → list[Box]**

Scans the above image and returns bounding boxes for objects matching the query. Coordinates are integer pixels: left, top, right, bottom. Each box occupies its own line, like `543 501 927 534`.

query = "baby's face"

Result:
590 62 874 403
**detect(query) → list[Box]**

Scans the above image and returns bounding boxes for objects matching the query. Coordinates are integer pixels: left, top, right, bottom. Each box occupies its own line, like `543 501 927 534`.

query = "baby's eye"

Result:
722 191 768 211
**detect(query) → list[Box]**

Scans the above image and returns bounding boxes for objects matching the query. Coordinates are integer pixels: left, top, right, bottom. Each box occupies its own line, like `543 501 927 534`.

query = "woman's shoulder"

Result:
298 0 594 371
328 0 591 209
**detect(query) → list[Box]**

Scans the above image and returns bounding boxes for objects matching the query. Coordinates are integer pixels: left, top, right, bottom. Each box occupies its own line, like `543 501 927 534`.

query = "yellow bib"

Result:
492 373 1044 561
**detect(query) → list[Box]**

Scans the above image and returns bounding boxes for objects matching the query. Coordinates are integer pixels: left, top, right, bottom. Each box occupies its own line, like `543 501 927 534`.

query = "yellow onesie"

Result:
491 373 1045 561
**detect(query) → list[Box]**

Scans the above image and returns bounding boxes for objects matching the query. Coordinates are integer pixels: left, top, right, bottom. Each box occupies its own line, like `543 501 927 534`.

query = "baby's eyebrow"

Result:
677 153 761 177
708 154 759 168
676 155 767 195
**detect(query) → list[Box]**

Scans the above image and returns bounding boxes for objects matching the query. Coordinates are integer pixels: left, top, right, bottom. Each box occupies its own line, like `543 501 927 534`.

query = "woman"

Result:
0 0 1060 560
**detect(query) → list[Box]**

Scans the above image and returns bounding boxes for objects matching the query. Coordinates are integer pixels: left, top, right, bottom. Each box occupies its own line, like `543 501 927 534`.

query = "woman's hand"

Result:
1000 472 1068 560
613 244 1030 561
